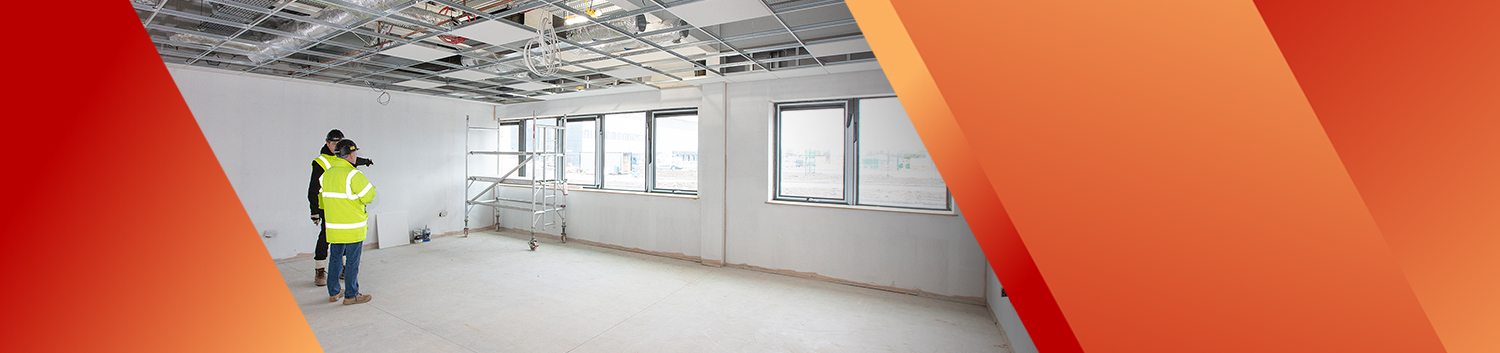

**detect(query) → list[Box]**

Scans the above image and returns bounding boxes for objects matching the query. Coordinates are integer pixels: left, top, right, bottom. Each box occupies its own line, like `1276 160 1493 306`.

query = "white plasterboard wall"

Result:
168 66 495 259
496 69 985 298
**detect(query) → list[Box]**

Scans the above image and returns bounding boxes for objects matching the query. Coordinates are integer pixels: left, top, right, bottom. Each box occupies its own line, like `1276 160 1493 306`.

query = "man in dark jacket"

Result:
309 129 373 286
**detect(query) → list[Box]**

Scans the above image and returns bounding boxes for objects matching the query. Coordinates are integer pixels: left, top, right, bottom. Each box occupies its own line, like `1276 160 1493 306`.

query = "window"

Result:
497 122 521 179
564 117 599 186
652 111 699 193
774 97 951 211
775 103 847 201
603 112 647 191
856 98 948 209
519 119 563 181
499 109 697 195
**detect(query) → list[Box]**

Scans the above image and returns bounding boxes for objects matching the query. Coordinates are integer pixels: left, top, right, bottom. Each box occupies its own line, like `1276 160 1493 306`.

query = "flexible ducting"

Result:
563 17 687 57
169 0 409 63
399 7 449 27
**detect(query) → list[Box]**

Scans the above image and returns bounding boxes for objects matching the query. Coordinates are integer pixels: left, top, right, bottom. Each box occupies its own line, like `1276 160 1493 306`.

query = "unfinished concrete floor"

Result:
277 230 1011 353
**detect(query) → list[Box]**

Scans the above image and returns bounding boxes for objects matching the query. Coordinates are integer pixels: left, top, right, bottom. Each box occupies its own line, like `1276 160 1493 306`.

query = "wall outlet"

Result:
262 230 277 238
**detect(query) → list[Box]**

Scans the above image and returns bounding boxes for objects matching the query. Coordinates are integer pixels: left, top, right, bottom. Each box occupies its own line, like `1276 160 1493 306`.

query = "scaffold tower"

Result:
464 115 568 251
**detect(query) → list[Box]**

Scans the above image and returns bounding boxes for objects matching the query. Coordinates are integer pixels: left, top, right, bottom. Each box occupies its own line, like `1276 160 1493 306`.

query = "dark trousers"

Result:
327 241 363 298
314 210 329 261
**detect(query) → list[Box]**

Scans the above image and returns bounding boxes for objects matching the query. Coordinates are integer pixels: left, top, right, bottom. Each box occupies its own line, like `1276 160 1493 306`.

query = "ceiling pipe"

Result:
169 0 410 63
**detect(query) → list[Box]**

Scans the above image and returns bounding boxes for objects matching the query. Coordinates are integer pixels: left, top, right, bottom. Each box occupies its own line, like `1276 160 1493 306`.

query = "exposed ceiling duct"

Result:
169 0 411 63
141 0 873 104
196 0 284 41
562 15 687 57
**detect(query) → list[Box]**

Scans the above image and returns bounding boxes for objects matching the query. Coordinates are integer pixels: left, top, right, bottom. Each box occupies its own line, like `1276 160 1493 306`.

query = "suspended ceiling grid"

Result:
134 0 879 104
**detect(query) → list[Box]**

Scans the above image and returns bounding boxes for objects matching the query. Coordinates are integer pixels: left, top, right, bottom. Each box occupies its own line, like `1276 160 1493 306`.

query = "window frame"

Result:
772 101 851 204
772 96 954 211
500 108 698 195
498 121 524 179
648 109 702 195
563 116 602 188
601 111 650 192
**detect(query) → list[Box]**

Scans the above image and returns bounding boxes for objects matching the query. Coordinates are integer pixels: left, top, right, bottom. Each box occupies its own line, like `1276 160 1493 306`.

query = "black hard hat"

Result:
334 139 359 157
326 129 345 142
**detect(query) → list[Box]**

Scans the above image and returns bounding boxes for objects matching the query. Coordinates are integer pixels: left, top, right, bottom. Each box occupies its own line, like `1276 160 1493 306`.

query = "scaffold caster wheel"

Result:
529 240 538 251
561 234 567 243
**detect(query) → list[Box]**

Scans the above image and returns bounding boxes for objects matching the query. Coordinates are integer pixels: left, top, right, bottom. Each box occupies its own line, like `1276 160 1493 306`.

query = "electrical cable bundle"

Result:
524 15 560 77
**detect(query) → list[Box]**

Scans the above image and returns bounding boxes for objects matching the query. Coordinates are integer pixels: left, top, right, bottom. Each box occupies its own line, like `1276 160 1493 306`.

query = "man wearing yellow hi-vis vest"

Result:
320 139 376 305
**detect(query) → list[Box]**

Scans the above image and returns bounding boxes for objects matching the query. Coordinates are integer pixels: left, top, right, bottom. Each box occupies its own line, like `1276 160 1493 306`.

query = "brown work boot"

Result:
329 291 342 303
315 268 327 287
342 293 372 305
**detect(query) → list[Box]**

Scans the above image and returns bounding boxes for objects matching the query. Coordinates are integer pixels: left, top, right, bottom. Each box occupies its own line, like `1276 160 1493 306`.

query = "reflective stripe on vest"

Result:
344 169 362 194
326 221 367 229
316 155 331 170
321 185 372 200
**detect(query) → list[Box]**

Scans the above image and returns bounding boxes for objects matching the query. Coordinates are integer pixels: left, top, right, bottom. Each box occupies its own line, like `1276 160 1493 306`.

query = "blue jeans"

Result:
327 241 363 299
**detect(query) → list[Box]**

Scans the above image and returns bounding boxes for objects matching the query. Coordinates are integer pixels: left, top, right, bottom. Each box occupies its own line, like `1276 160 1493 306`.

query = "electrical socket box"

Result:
262 230 277 238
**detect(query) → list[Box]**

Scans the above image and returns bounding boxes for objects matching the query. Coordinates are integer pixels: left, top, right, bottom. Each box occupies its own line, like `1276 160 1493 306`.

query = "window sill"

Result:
490 183 699 200
764 200 956 216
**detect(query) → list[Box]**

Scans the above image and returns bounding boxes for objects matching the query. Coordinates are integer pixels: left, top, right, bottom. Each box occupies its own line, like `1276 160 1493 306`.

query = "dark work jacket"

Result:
308 145 372 215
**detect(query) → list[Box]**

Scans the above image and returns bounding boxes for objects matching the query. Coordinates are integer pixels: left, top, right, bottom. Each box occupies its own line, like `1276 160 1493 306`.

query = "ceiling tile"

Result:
578 58 626 69
724 70 777 83
824 60 882 74
381 44 454 63
681 73 728 85
439 69 500 82
673 46 708 57
667 0 773 27
771 66 829 79
804 37 871 57
449 19 538 46
603 65 657 79
510 81 554 91
392 79 445 89
622 50 678 63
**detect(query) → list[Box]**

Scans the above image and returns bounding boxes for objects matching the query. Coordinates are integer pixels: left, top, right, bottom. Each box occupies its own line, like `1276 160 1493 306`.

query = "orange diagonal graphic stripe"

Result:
0 2 324 352
1256 1 1500 352
851 0 1448 351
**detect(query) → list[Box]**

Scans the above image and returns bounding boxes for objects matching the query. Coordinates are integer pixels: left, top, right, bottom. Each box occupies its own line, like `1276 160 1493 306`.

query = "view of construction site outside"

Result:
654 113 699 192
565 119 598 186
856 97 947 210
779 106 847 200
604 112 647 191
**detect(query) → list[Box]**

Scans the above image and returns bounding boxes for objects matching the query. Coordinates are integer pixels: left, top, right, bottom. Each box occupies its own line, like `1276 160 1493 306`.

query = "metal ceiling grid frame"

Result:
135 0 876 104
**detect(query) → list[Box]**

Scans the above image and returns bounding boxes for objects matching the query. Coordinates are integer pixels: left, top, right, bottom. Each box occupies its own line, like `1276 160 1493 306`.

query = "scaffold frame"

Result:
464 114 568 251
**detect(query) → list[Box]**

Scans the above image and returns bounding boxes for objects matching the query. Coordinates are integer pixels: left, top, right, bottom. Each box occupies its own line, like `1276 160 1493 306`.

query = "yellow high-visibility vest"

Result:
312 153 336 172
318 156 376 244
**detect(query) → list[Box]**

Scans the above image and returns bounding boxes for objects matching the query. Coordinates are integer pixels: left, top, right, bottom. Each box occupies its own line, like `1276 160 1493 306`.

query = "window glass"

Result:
565 119 598 186
856 98 948 209
653 113 698 192
518 119 563 181
604 112 647 190
777 106 845 200
498 123 521 179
